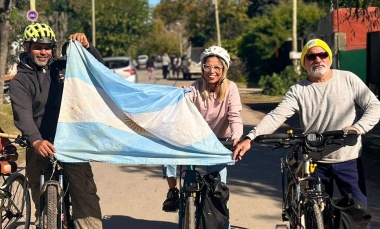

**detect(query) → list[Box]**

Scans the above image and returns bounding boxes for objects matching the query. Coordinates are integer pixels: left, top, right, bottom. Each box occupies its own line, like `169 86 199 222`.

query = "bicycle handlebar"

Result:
220 140 233 148
0 133 28 148
254 129 358 152
0 133 19 139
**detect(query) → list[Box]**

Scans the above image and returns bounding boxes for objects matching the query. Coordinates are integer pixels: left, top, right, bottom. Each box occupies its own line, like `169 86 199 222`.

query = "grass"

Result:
0 103 20 135
239 93 283 104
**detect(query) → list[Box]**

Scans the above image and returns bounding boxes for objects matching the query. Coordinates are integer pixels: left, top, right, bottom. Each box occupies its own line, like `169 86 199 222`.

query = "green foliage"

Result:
258 65 306 96
238 0 326 83
247 0 280 18
95 0 151 57
228 58 247 84
155 0 250 48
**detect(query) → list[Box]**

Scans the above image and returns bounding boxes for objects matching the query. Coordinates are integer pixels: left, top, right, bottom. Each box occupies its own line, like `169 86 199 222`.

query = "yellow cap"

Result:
300 39 332 67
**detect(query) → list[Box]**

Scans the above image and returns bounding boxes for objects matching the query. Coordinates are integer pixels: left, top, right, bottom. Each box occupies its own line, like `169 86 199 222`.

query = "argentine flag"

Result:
54 41 234 165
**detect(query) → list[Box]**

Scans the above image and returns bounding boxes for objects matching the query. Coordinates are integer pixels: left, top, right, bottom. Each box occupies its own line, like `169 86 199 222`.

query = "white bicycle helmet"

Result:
200 46 231 69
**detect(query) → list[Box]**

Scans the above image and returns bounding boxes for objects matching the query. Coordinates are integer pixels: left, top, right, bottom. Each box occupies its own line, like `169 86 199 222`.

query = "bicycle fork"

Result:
40 167 65 229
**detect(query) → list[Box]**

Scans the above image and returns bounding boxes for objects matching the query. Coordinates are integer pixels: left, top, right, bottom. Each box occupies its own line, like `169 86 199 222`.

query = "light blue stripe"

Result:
65 41 184 113
55 122 234 165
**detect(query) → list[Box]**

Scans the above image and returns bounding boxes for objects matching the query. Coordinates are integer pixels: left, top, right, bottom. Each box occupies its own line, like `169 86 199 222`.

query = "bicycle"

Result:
39 156 72 229
178 139 232 229
254 129 358 229
0 132 31 229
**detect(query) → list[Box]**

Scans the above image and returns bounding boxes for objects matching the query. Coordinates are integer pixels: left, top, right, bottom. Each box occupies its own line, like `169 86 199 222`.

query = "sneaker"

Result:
162 188 179 212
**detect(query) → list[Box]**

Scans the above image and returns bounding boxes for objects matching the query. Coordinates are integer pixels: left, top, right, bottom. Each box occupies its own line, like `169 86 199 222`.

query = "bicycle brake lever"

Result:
14 136 28 147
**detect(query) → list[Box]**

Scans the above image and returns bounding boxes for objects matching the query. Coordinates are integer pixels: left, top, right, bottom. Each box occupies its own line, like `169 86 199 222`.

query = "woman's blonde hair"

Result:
200 56 228 103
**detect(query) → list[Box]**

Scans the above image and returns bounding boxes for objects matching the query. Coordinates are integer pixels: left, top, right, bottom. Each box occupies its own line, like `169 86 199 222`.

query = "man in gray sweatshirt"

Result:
233 38 380 208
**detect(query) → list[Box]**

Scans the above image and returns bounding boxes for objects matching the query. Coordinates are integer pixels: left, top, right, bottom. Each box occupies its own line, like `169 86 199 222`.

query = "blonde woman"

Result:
162 46 243 223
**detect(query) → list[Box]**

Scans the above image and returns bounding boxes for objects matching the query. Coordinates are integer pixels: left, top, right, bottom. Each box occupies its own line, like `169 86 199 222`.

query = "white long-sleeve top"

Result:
247 70 380 163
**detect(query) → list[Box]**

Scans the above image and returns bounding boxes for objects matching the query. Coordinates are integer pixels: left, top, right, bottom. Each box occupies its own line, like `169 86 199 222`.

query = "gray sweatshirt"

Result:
247 69 380 163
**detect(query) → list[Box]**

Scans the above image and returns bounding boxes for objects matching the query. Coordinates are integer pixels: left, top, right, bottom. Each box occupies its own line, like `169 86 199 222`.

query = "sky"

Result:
149 0 160 6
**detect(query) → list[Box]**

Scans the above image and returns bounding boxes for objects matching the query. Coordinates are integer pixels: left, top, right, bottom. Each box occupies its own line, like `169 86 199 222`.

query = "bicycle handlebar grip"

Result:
254 134 291 144
322 129 357 137
0 133 19 139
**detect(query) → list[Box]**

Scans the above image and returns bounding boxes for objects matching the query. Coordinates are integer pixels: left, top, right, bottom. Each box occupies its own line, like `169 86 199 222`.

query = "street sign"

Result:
27 10 38 21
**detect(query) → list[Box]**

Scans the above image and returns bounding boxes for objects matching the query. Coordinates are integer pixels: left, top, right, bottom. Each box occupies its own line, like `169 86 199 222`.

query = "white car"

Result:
137 54 149 69
104 56 138 83
188 60 202 78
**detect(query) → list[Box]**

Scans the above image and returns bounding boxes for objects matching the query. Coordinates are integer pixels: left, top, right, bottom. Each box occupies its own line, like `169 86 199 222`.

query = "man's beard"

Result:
32 56 50 67
307 64 328 78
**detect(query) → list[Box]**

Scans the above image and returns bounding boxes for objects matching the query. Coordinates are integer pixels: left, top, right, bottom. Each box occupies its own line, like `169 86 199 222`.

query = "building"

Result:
307 7 380 89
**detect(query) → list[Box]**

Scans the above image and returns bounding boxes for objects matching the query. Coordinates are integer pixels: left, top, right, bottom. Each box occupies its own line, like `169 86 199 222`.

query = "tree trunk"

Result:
0 0 12 111
49 11 68 57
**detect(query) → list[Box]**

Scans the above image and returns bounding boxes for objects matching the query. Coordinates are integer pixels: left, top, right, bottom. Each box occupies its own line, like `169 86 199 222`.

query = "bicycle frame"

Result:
177 139 232 229
178 165 203 229
255 130 358 229
281 152 326 228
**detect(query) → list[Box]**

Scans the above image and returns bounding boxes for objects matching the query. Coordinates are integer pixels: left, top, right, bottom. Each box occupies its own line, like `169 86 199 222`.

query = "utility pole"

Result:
92 0 96 47
213 0 221 46
30 0 36 10
292 0 297 66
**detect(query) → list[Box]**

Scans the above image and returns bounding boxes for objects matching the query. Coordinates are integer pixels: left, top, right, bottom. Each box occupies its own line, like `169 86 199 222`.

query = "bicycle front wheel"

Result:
304 199 324 229
0 173 31 229
183 196 196 229
43 185 58 229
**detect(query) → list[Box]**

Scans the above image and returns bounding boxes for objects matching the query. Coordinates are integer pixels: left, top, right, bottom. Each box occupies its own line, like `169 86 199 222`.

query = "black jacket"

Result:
10 44 103 145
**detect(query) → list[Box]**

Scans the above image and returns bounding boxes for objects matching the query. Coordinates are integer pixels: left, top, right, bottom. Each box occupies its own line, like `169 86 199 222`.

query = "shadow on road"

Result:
103 215 176 229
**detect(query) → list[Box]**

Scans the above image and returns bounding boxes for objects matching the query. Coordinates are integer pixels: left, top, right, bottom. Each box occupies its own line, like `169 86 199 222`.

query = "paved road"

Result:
92 69 380 229
94 69 284 229
26 68 380 228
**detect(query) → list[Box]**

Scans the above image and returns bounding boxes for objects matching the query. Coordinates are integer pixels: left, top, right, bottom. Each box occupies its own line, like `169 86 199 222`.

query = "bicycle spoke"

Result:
1 175 31 229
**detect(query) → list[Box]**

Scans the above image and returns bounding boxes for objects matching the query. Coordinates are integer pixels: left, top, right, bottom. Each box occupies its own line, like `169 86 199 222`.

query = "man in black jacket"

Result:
10 23 103 228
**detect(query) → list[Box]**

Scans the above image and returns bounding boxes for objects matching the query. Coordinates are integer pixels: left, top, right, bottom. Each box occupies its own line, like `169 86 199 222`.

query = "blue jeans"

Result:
162 164 227 183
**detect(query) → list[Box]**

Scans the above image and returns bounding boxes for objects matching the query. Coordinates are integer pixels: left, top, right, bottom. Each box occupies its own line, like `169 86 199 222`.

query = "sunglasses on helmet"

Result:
305 52 329 60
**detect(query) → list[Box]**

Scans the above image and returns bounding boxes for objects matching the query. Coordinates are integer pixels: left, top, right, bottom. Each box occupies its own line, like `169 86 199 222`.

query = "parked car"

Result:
188 60 202 79
104 56 138 83
137 54 149 69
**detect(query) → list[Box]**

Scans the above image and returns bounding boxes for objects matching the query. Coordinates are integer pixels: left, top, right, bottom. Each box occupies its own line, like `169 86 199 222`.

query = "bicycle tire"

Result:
286 183 298 229
1 173 31 229
183 196 196 229
44 185 58 229
304 199 324 229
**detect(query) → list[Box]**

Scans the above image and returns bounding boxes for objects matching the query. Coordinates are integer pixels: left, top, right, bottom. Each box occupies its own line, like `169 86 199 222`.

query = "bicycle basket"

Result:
0 161 17 174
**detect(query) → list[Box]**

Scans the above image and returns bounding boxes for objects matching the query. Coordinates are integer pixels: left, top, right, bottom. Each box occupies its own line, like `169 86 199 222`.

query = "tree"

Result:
247 0 280 18
238 0 325 83
85 0 152 57
0 0 28 111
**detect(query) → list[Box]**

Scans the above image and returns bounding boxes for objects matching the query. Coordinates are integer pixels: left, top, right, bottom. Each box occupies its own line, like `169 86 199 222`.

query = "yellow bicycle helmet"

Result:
23 23 57 44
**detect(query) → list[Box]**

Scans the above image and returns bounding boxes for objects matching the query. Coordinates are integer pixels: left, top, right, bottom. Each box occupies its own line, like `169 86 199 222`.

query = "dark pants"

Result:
311 158 367 206
26 148 102 220
162 65 169 79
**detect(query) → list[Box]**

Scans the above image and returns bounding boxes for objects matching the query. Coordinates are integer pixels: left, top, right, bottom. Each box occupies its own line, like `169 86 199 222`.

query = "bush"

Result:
228 58 247 84
258 65 306 96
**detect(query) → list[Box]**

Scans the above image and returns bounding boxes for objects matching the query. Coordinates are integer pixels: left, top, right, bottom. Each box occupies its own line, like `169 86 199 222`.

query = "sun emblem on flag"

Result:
124 116 149 134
